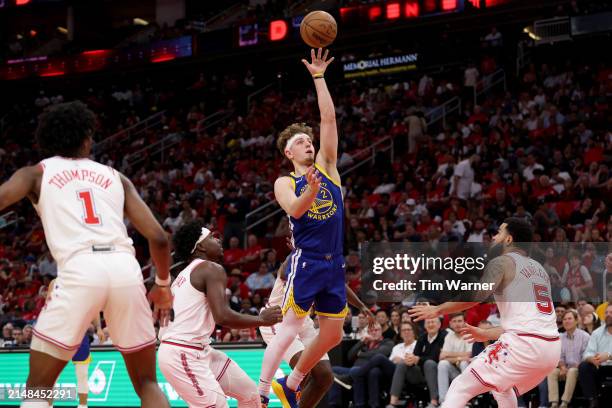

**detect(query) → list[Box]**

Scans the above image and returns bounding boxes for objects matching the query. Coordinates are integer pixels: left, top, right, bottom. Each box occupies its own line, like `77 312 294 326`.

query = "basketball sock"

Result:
257 379 272 399
258 309 304 397
287 368 306 391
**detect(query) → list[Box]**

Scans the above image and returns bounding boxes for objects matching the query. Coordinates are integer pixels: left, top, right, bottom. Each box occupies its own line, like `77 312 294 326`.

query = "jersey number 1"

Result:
77 190 101 225
533 284 553 315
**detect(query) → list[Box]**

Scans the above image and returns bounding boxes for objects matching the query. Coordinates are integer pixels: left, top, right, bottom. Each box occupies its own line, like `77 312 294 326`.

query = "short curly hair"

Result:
173 220 206 263
277 122 314 156
36 101 96 157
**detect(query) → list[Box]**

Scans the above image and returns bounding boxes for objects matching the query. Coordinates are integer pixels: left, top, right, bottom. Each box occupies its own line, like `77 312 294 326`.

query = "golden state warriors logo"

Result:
300 182 338 220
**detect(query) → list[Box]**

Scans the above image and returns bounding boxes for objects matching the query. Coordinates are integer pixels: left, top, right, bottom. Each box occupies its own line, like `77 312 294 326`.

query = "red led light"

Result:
469 0 481 8
151 54 176 63
40 70 65 77
16 0 31 5
442 0 458 10
405 1 420 17
368 5 382 21
269 20 288 41
423 0 436 12
386 3 400 19
81 50 110 56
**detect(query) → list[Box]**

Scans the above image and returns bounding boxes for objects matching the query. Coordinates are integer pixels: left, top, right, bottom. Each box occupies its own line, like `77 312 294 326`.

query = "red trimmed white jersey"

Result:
494 252 558 338
159 259 216 347
34 156 134 266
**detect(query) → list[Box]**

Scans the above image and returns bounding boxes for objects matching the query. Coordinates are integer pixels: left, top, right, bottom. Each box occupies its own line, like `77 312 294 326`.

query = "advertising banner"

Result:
0 348 291 407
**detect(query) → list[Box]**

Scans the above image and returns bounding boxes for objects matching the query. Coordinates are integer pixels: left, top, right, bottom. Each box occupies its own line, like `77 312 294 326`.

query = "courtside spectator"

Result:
548 310 590 408
578 304 612 407
389 317 446 408
438 313 472 404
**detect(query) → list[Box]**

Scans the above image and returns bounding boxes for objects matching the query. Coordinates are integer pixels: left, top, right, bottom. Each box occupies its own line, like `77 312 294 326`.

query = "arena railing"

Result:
474 68 506 107
425 96 461 130
92 110 167 157
242 135 395 246
202 3 248 32
247 82 275 113
533 16 571 45
0 211 18 230
126 109 234 168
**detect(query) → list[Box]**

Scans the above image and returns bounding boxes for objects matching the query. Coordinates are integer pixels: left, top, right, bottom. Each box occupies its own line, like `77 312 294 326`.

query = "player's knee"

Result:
323 326 343 347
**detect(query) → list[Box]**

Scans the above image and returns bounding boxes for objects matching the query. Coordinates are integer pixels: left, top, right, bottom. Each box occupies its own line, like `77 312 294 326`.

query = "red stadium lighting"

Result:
81 49 110 56
151 54 176 63
386 3 400 20
16 0 31 5
269 20 288 41
40 70 65 77
405 1 420 17
368 5 382 21
424 0 436 12
442 0 458 10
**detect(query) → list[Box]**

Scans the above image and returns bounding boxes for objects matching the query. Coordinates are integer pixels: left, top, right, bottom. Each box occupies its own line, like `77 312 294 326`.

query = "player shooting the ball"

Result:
258 48 345 408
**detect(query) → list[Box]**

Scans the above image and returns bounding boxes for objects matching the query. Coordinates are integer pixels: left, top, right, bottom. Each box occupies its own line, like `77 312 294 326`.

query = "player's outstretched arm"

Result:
274 168 321 219
459 324 504 343
194 262 283 328
121 173 173 325
302 48 339 169
0 165 42 211
120 173 170 281
409 302 480 322
346 285 375 326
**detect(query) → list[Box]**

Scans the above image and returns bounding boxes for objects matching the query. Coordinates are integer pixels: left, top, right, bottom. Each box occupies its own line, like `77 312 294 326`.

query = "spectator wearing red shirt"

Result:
224 236 245 270
242 234 263 274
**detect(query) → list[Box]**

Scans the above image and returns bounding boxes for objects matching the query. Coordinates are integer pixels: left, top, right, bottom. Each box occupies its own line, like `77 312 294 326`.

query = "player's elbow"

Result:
149 231 169 249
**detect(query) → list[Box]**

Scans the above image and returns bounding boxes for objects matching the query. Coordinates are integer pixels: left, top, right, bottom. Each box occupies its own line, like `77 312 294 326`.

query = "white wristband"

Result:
155 275 171 286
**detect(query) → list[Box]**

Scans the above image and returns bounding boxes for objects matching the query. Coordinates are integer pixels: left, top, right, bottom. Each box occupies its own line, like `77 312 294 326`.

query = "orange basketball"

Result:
300 10 337 48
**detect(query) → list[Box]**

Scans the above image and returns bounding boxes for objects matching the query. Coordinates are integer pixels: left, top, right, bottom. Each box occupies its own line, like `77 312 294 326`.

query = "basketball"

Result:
300 10 337 48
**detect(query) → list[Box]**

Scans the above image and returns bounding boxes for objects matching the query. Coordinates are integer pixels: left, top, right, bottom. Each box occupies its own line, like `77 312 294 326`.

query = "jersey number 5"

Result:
533 283 553 315
77 190 101 225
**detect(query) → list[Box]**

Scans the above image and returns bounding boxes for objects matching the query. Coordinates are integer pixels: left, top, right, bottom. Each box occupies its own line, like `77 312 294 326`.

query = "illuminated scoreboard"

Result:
237 0 515 47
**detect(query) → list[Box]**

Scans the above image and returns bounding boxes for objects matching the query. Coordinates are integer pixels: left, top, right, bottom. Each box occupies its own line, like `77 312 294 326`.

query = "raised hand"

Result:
458 323 489 343
301 48 335 77
409 304 440 322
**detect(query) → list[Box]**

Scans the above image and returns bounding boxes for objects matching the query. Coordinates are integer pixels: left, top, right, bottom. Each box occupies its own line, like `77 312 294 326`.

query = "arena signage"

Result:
0 348 290 407
342 53 418 78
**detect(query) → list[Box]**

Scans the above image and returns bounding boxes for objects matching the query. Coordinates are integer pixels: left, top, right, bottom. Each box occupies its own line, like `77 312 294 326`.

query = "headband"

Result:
285 132 311 151
191 227 212 253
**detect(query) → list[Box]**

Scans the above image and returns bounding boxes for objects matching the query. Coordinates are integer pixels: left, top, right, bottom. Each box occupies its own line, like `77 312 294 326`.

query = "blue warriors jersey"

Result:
282 163 348 319
288 163 343 256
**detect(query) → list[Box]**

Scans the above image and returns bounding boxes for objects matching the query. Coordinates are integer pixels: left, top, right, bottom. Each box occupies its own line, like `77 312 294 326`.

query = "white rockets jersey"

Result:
494 252 558 338
159 259 215 347
33 156 134 266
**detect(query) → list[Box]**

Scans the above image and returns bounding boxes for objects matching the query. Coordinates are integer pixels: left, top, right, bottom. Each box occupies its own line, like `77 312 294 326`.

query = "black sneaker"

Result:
334 374 353 389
